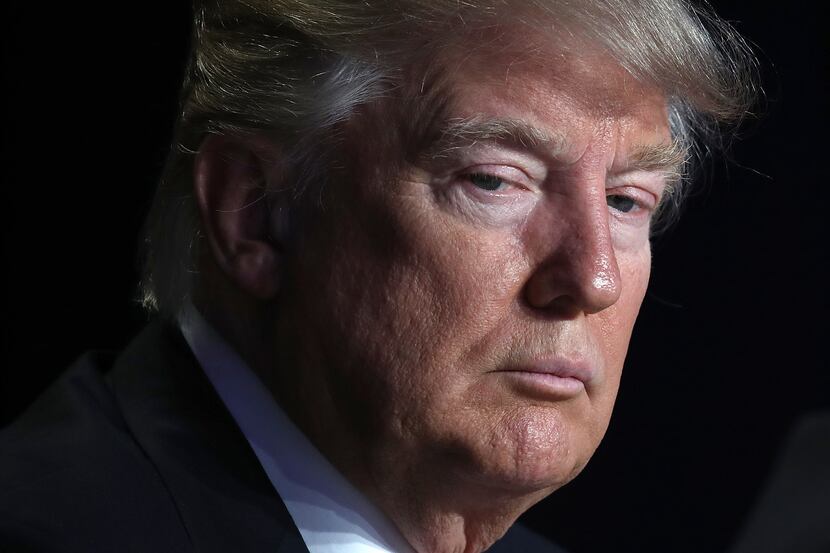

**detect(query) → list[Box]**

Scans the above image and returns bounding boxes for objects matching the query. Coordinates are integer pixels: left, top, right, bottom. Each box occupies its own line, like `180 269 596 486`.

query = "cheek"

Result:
379 190 528 331
381 220 528 383
314 192 529 419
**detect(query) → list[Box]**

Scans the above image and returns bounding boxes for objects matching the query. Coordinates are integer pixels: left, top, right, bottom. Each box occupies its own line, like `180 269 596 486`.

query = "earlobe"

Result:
194 133 287 301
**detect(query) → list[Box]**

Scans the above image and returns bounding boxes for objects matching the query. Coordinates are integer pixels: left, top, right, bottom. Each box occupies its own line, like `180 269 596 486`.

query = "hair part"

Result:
139 0 758 318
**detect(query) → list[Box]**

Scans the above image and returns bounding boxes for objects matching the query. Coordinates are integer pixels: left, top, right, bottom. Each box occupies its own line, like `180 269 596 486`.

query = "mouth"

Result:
492 359 594 400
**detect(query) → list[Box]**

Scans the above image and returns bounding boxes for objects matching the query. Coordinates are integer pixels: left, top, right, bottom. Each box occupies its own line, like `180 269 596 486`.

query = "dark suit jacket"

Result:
0 322 565 553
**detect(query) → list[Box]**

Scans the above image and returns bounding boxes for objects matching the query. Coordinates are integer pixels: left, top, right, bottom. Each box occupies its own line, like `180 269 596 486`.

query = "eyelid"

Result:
442 141 548 177
607 171 668 205
461 164 535 191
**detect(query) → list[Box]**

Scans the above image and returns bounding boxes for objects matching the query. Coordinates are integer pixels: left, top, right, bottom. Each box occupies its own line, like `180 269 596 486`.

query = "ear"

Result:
194 133 287 301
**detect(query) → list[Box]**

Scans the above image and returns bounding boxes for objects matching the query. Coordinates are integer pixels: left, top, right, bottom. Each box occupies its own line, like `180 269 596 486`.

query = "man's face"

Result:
276 41 674 505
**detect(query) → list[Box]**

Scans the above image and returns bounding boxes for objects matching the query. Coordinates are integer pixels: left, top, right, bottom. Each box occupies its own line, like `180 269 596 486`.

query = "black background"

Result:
2 3 827 553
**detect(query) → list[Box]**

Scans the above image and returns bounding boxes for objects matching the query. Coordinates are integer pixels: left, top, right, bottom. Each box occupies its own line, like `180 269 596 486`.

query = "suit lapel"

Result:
108 321 309 553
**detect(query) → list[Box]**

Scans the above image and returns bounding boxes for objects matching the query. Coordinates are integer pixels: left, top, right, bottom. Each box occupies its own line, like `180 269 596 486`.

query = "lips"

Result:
493 358 595 398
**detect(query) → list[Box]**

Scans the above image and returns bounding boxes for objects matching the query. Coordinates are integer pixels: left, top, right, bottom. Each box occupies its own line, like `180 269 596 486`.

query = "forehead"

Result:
432 30 672 164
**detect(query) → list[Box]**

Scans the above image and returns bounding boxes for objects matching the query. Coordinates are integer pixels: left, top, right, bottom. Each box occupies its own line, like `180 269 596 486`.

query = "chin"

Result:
456 404 598 496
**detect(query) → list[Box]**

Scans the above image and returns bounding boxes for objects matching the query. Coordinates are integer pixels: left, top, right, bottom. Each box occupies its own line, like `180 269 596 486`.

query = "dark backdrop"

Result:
2 3 827 553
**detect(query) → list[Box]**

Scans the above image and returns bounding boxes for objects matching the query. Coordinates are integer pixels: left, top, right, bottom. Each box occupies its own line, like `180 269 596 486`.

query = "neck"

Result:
371 487 545 553
350 446 553 553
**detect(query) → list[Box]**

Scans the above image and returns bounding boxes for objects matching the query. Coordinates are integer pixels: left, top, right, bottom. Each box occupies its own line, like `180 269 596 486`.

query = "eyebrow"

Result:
423 116 689 180
623 139 689 179
425 116 559 159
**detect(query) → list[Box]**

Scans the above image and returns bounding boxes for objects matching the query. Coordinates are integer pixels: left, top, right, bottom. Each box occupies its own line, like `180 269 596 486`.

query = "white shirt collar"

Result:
178 304 415 553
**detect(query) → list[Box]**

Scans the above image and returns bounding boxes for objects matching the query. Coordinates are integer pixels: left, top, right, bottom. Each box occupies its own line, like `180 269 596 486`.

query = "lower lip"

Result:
496 371 586 399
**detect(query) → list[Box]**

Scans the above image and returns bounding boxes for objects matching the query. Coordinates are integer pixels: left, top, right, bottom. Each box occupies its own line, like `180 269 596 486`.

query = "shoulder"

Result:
0 346 191 552
488 522 570 552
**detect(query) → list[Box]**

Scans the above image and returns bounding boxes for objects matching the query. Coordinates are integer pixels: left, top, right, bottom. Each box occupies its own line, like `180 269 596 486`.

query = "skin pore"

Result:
194 33 678 553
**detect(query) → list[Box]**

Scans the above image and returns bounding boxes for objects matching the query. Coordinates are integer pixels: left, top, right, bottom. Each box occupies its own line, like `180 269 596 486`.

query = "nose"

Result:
523 190 622 316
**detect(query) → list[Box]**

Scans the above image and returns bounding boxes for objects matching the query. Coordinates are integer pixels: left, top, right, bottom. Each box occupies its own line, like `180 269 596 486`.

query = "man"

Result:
0 1 755 552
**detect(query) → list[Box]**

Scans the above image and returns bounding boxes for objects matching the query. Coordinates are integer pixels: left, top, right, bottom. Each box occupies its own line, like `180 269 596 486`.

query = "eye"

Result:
606 194 638 213
466 172 507 192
